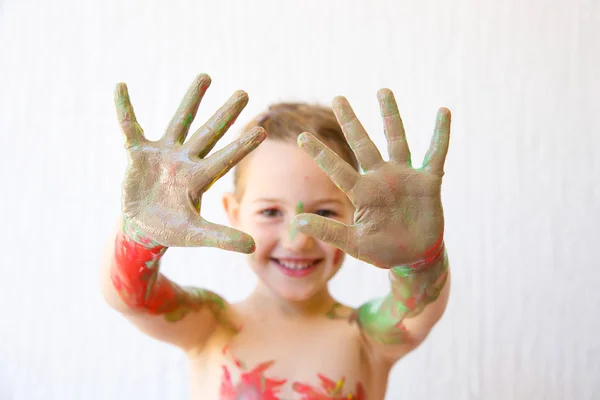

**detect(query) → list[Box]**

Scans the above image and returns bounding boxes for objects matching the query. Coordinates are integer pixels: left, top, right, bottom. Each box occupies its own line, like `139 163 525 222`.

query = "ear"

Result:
222 192 241 228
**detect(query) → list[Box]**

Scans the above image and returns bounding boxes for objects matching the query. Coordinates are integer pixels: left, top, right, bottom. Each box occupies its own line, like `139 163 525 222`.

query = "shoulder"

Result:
184 287 244 335
324 301 356 321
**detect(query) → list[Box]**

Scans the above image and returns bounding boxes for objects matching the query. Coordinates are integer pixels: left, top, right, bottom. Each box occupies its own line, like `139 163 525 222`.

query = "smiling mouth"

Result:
271 258 322 277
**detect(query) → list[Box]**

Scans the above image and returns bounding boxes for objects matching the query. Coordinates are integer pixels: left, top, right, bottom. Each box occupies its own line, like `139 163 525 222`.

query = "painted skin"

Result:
115 73 265 251
213 93 452 397
111 74 266 322
292 91 451 345
221 332 366 400
107 74 451 399
110 76 369 398
218 201 366 400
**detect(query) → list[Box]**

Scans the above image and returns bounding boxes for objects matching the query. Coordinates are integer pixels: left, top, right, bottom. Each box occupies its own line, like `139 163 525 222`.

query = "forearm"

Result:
100 218 234 348
110 219 177 313
355 242 450 345
101 218 218 321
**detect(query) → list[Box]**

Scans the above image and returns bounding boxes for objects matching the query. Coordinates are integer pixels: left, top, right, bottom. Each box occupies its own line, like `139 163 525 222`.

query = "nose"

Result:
282 222 314 251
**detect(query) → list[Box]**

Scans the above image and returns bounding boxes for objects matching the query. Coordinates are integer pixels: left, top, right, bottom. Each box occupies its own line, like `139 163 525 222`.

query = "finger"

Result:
377 88 411 166
421 108 451 176
190 219 256 253
297 132 360 201
185 90 249 158
114 83 146 148
332 96 384 171
163 73 212 146
196 127 267 191
291 213 357 256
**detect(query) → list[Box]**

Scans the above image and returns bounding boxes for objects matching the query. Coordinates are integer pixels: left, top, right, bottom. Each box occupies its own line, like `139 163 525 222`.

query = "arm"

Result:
291 89 453 366
102 74 265 352
100 218 234 352
354 243 450 363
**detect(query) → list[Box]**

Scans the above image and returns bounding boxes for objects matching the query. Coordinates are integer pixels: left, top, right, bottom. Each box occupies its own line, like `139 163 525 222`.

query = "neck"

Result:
248 282 336 318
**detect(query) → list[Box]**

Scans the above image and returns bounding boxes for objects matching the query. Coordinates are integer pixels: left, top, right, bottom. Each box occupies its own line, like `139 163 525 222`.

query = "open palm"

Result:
292 90 450 269
116 74 265 252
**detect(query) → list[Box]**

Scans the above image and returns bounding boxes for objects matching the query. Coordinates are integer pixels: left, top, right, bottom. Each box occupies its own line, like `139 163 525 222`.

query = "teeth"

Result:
277 260 315 269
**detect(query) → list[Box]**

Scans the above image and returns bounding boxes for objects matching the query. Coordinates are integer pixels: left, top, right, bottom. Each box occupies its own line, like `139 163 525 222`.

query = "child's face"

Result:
223 139 354 302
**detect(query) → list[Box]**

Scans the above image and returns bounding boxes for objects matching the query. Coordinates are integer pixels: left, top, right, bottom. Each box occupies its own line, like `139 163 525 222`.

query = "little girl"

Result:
101 73 451 399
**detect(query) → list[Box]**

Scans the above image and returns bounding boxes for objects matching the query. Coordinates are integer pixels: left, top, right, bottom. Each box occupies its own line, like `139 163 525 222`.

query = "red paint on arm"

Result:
111 230 181 314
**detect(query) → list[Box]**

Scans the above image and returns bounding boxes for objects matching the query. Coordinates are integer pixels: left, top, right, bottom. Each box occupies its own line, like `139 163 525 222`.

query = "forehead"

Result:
241 139 347 202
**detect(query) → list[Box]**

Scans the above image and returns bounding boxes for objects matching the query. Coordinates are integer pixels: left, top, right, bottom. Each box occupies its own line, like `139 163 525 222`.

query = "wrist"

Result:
391 236 446 277
112 225 168 310
122 217 165 249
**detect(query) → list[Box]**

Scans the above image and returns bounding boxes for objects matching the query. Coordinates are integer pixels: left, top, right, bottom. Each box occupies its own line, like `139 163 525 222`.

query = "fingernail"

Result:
438 108 451 122
295 218 308 227
244 127 266 145
239 239 256 254
197 73 212 89
332 95 346 105
233 90 249 104
297 132 309 147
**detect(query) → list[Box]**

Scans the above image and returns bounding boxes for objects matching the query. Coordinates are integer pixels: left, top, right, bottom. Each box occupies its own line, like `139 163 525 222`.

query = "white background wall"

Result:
1 0 598 399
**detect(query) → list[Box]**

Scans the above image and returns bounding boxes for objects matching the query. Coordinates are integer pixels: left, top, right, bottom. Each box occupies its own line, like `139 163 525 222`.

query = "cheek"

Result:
247 224 279 258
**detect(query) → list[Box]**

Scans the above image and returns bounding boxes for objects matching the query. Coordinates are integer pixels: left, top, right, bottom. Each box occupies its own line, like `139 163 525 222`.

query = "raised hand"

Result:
115 74 265 252
292 89 450 269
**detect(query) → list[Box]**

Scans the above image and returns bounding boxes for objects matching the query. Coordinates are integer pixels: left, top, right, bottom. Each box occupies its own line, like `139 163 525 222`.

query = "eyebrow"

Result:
252 198 345 207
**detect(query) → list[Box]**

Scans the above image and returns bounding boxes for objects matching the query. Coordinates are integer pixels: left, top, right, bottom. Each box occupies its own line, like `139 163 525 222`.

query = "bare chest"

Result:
189 317 378 399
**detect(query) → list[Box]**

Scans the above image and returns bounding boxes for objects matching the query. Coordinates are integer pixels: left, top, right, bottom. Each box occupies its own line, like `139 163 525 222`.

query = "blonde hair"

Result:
233 103 359 199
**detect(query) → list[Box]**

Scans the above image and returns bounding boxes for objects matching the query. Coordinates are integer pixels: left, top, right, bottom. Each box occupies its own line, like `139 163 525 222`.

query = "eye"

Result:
315 209 337 218
260 208 282 218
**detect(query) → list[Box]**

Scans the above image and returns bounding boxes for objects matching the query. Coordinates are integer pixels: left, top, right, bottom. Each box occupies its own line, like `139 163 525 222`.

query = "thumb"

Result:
188 219 256 253
291 213 356 256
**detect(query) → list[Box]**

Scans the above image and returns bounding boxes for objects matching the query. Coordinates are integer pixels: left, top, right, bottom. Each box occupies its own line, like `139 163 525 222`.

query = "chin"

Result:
269 273 325 303
273 285 322 303
253 262 327 302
